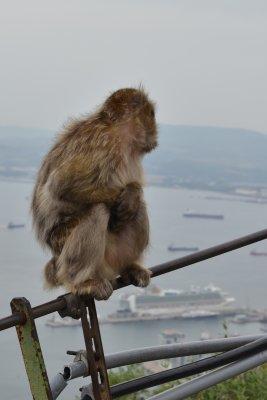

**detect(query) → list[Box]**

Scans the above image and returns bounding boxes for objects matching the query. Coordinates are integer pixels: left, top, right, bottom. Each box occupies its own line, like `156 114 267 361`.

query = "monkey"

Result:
31 87 158 300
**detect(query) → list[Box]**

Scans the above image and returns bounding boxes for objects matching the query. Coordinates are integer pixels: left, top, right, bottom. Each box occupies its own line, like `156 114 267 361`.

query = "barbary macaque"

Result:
31 87 158 300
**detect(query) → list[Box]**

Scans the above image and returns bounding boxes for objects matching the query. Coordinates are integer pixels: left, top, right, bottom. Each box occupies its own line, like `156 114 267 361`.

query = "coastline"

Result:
1 175 267 204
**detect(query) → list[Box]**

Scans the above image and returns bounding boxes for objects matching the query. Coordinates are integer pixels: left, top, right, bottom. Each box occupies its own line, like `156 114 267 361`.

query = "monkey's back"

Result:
31 122 91 250
31 117 127 250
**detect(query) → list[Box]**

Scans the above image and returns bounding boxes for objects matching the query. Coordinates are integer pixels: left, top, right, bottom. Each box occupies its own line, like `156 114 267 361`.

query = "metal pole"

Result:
0 296 66 331
115 228 267 288
105 334 265 369
10 297 53 400
1 228 267 331
63 335 265 382
109 337 267 397
80 298 111 400
148 350 267 400
49 335 265 399
50 373 68 399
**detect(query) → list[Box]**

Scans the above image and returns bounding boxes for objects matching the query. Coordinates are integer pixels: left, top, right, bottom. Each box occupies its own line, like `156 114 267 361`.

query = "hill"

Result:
0 126 54 179
0 124 267 192
144 124 267 191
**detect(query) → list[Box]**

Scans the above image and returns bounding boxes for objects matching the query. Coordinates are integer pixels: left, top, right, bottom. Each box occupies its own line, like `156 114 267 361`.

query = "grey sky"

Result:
0 0 266 132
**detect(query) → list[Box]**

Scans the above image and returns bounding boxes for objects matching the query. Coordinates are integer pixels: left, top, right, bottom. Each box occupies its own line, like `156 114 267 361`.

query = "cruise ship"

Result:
104 284 237 323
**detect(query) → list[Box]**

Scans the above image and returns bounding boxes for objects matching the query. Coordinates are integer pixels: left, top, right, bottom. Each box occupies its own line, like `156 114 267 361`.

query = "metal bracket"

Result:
80 297 111 400
57 293 82 319
80 384 95 400
10 297 53 400
73 349 88 365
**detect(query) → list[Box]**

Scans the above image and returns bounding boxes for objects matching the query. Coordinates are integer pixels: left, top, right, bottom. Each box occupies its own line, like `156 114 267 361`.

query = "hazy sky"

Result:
0 0 267 132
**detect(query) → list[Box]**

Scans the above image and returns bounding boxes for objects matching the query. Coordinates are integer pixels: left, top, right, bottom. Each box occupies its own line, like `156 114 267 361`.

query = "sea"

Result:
0 180 267 399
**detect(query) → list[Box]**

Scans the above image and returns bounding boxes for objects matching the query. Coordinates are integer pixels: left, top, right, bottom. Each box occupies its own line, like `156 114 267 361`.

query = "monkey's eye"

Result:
150 109 155 118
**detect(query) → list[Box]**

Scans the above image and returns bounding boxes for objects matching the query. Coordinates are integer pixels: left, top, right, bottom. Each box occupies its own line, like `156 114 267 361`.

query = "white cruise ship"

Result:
105 284 237 323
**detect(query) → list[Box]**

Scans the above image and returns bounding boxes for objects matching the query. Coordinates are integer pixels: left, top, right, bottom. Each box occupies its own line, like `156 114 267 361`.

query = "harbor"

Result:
1 183 267 398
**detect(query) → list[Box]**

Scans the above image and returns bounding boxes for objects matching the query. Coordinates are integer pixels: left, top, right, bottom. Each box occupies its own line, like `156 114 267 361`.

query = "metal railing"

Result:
0 228 267 399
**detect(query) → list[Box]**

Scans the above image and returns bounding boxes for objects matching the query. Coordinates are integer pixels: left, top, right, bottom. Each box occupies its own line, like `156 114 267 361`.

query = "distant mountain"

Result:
0 124 266 191
144 125 267 191
0 126 53 179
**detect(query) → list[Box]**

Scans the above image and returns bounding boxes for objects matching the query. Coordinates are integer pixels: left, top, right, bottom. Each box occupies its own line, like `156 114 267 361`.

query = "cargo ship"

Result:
250 250 267 256
103 284 237 324
183 211 224 220
7 222 25 229
168 245 199 252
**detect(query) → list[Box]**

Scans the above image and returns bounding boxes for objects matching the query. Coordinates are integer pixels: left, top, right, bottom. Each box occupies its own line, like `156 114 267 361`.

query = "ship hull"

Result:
102 308 242 324
183 213 224 220
250 251 267 256
168 246 199 252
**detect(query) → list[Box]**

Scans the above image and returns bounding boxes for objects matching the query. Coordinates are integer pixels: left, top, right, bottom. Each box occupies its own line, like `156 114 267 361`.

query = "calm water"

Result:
0 181 267 398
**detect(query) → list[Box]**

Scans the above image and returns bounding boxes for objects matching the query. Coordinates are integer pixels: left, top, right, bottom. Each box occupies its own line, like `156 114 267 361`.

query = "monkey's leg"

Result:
118 200 151 287
106 200 151 288
43 221 77 289
44 257 61 289
57 204 114 300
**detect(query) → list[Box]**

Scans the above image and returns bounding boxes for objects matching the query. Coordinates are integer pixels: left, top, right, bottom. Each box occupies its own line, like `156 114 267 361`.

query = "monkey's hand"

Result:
108 182 142 232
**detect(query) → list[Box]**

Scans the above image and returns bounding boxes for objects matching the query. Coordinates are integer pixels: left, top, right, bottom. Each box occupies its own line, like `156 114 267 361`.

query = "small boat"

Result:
250 250 267 256
183 211 224 220
231 315 255 324
45 314 81 327
7 222 25 229
200 331 212 341
168 245 199 252
160 329 186 344
260 315 267 323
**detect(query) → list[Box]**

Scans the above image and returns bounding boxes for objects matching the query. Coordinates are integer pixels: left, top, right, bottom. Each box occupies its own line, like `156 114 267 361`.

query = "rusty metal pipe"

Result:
148 349 267 400
110 337 267 398
114 228 267 289
62 334 265 382
0 297 66 331
0 228 267 331
0 312 25 331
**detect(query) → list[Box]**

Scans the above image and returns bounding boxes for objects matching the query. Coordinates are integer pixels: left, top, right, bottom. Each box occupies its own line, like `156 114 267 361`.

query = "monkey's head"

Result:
101 88 158 154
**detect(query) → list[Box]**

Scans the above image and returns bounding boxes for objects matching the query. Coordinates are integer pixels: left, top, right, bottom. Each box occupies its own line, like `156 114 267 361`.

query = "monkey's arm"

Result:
108 182 143 232
48 164 123 206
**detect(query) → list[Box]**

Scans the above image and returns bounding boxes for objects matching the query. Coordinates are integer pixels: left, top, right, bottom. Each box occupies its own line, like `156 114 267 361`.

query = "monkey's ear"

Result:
101 87 151 124
114 118 137 141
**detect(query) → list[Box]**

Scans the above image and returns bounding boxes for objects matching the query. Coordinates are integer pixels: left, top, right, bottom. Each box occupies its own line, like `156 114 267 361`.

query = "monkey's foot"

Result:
121 264 151 287
71 278 113 300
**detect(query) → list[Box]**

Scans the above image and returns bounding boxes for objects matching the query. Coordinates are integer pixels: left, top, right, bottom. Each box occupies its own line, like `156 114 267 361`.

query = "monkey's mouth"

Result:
143 139 158 153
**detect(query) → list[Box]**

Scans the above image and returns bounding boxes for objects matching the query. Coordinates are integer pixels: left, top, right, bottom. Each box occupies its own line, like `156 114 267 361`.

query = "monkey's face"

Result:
134 102 158 155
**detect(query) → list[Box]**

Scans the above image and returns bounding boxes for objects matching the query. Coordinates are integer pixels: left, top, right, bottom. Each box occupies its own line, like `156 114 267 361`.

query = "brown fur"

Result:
31 87 158 299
